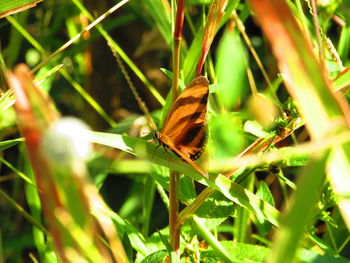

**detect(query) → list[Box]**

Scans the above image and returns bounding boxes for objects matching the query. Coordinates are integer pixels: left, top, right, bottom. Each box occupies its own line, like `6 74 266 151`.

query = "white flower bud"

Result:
41 117 91 169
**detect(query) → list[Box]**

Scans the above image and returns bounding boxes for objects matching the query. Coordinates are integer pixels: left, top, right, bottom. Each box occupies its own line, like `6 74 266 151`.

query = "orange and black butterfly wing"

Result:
159 76 209 176
158 135 209 177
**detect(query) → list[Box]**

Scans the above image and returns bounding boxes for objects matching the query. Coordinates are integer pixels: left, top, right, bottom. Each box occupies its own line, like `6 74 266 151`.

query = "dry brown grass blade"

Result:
196 0 227 76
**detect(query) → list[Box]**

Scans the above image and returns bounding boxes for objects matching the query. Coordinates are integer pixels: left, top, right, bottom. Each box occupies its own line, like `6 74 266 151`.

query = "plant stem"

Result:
172 0 185 100
172 37 181 101
169 0 186 255
169 171 180 252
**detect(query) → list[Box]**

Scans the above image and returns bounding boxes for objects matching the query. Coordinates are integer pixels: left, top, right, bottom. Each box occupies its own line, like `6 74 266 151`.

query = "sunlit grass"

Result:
0 0 350 262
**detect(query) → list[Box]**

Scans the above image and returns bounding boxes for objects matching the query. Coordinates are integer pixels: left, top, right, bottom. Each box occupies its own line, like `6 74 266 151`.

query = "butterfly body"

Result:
156 76 209 178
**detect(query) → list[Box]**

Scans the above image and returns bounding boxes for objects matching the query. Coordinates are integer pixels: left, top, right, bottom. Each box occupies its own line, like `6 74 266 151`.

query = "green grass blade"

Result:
333 68 350 93
0 156 35 186
0 0 44 18
191 215 234 262
0 188 47 234
5 16 117 127
141 0 171 46
215 29 247 109
72 0 165 106
0 138 24 151
214 175 280 227
6 16 46 55
0 90 15 111
266 153 328 263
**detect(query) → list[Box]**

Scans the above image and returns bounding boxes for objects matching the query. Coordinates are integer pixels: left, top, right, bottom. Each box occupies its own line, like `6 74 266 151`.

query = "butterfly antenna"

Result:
107 41 158 131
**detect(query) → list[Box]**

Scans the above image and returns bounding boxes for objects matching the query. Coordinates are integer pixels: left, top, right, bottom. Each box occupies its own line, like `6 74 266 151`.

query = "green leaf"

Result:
142 176 156 236
90 131 211 204
298 249 350 263
214 175 280 227
89 131 210 182
244 120 273 139
191 216 234 262
196 192 234 219
0 90 15 111
0 138 24 151
105 207 151 258
140 250 168 263
255 181 274 236
209 114 246 159
159 68 186 91
188 0 213 4
333 67 350 93
0 0 44 18
215 29 247 109
180 176 197 202
195 192 235 231
338 25 350 61
249 0 350 230
0 156 35 186
256 181 275 207
267 154 328 263
202 241 269 263
183 25 205 84
140 0 171 46
135 228 169 262
35 64 64 93
183 0 239 84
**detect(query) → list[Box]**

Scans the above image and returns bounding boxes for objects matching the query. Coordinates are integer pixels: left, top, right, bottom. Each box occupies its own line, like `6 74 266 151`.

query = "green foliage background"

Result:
1 0 350 262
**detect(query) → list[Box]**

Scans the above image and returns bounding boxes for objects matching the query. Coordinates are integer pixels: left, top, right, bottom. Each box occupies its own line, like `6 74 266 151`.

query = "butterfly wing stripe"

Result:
173 96 203 108
170 89 208 112
164 105 206 140
174 112 202 126
168 95 208 129
180 124 204 145
163 76 208 123
177 123 206 158
162 88 208 136
164 89 208 127
199 92 209 104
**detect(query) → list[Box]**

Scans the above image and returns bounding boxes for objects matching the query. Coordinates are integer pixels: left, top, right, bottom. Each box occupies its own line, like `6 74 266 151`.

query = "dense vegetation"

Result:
1 0 350 262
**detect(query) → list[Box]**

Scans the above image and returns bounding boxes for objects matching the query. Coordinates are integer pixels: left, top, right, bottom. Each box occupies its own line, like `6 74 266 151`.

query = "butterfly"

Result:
155 76 209 178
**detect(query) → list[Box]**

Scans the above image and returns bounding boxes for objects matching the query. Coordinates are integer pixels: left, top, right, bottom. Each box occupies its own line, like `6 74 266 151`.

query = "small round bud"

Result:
41 117 91 169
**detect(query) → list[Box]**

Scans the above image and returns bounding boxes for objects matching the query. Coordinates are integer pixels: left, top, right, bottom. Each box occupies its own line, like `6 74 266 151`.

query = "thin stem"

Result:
172 0 186 100
169 0 186 255
107 41 157 131
310 0 325 70
32 0 130 73
0 188 48 234
72 0 165 106
233 12 273 91
172 37 181 101
169 171 180 252
176 187 215 230
294 0 310 39
246 67 257 95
